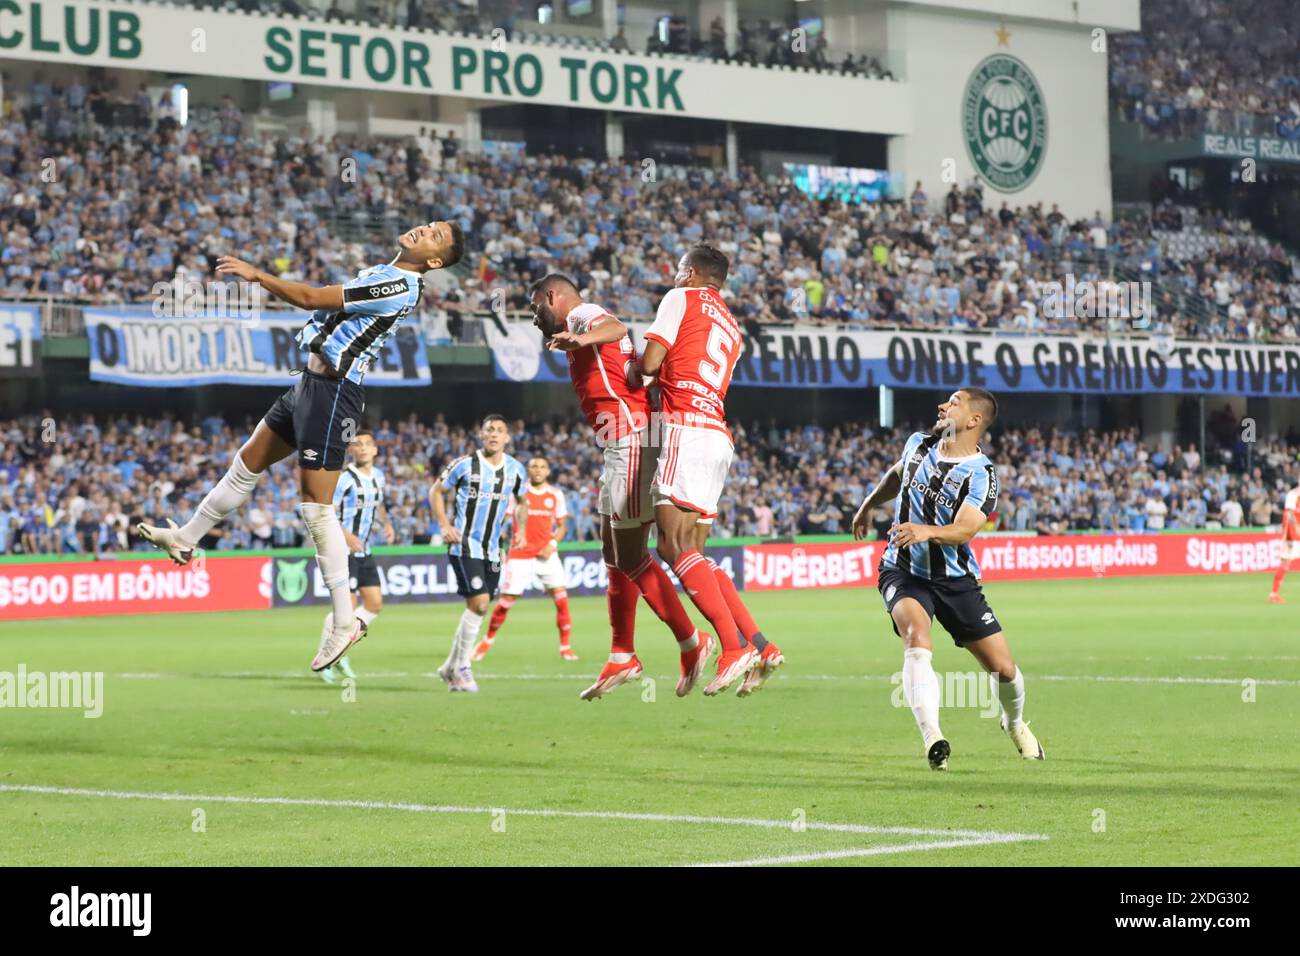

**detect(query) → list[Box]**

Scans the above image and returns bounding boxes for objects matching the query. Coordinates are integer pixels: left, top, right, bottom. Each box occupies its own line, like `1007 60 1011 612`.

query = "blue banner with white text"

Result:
84 306 431 387
484 323 1300 397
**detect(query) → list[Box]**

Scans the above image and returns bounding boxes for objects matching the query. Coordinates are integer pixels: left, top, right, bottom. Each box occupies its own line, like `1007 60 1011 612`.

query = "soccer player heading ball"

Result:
137 222 465 674
852 389 1045 770
530 271 728 699
631 244 785 696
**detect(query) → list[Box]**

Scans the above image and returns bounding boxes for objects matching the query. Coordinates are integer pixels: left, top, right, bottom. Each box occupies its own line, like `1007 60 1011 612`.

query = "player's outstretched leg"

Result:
441 602 486 693
579 525 645 700
891 599 948 770
303 498 363 671
139 421 291 565
655 505 754 695
1269 560 1291 603
613 519 711 697
330 589 379 678
300 462 362 671
475 595 515 661
965 633 1044 761
705 557 784 697
551 587 577 659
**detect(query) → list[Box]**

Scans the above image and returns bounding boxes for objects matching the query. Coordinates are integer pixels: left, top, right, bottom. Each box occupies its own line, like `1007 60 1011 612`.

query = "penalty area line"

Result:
0 784 1049 846
690 833 1040 867
108 671 1300 687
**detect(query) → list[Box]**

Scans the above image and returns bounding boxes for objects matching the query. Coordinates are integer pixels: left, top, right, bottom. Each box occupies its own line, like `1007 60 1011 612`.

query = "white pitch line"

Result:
103 670 1300 687
0 784 1048 846
693 834 1035 868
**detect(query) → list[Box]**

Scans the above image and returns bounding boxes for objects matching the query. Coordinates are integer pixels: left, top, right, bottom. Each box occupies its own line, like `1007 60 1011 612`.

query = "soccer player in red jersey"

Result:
529 274 713 699
474 456 576 660
631 244 785 696
1268 484 1300 602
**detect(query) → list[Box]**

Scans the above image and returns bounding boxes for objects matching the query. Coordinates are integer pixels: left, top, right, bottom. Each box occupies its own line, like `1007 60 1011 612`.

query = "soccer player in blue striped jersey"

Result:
318 430 394 684
853 388 1045 771
138 222 464 676
431 415 529 692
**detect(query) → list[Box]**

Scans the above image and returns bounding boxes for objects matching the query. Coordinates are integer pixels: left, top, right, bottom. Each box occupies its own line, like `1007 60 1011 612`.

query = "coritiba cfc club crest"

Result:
962 54 1047 192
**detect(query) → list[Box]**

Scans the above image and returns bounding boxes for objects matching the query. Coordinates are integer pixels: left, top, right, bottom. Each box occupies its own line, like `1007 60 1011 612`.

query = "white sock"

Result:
357 606 378 628
300 501 354 633
175 453 260 548
454 609 484 669
998 666 1026 726
902 647 943 747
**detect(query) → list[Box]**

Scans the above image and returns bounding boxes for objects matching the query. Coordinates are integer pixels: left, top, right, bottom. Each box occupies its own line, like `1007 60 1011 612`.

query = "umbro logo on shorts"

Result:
982 612 995 624
302 449 319 461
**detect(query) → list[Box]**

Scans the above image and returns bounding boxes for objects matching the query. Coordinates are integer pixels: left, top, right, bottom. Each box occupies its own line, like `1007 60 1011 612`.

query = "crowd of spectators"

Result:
0 411 1288 557
1110 0 1300 140
5 77 1300 343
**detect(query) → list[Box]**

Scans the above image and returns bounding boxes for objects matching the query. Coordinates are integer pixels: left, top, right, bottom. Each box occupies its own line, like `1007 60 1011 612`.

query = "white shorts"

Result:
653 424 733 521
599 431 656 529
501 552 567 596
1284 540 1300 562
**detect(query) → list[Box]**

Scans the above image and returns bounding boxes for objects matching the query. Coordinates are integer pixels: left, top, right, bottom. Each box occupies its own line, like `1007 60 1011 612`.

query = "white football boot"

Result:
311 618 362 672
1000 716 1045 760
136 518 194 567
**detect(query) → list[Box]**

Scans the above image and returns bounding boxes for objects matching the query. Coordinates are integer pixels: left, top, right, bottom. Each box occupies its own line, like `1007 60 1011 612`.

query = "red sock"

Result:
553 588 572 646
670 551 742 651
1273 562 1291 594
707 558 758 641
487 596 514 640
606 564 639 655
629 555 696 644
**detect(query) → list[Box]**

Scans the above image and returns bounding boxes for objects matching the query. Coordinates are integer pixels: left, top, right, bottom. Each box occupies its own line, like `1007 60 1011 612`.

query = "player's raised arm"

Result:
549 314 628 351
630 286 686 386
216 256 344 312
852 459 905 540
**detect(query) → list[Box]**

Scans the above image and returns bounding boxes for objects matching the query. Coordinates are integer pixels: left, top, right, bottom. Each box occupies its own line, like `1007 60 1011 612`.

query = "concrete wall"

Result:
886 3 1114 218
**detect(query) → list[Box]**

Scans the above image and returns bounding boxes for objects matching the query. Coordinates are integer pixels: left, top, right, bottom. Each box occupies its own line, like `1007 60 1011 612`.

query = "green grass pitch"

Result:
1 574 1297 866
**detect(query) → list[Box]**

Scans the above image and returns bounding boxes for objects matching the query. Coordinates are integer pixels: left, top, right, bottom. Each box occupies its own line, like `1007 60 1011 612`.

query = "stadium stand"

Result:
0 412 1285 555
1109 0 1300 140
3 77 1299 342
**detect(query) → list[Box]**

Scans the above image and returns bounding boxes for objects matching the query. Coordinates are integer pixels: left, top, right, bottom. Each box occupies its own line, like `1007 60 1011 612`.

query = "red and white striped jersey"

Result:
564 302 650 445
643 286 742 440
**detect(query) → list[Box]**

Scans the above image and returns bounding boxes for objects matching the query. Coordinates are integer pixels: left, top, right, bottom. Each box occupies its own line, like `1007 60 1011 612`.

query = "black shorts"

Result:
450 555 501 599
348 553 381 591
877 565 1002 646
263 370 365 471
